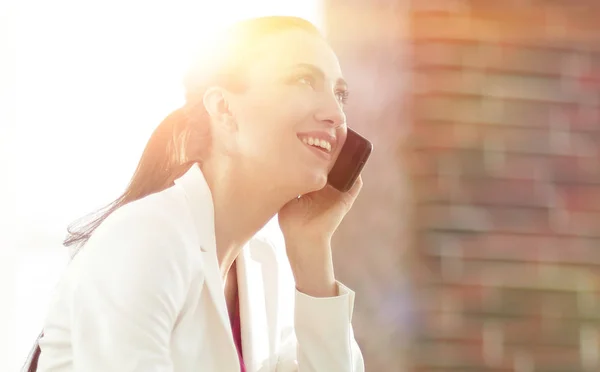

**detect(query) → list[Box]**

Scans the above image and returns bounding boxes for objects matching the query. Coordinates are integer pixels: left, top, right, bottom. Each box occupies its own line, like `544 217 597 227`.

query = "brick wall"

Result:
408 2 600 371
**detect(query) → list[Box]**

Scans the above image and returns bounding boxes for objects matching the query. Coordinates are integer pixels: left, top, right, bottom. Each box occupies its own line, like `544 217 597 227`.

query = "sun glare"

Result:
15 0 322 235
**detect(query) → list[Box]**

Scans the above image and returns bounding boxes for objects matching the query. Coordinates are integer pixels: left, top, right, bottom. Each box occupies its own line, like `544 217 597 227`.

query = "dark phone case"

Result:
327 128 373 192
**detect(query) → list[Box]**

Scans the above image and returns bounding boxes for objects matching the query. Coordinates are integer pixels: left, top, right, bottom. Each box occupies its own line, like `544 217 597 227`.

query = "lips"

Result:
297 132 337 155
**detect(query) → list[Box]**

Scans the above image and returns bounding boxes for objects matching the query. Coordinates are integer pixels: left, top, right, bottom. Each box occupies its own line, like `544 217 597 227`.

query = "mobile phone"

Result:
327 128 373 192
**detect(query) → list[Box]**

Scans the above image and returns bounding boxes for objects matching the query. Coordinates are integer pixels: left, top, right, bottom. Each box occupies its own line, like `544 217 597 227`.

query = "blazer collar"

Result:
173 163 217 254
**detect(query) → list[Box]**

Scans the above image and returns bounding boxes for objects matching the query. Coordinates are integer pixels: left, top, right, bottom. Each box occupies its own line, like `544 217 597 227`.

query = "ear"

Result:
202 87 236 128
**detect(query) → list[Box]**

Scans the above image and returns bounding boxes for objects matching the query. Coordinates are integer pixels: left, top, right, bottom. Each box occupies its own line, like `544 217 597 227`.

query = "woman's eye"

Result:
296 75 316 88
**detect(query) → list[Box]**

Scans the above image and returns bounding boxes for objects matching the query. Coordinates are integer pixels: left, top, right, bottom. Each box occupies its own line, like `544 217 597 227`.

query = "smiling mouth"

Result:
300 136 332 153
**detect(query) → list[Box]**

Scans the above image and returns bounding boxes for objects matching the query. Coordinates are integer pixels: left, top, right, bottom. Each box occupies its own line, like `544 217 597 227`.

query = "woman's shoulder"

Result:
77 187 202 271
111 186 191 228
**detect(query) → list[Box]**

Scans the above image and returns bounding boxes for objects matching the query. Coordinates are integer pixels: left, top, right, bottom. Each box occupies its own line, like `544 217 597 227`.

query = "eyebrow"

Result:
293 63 348 89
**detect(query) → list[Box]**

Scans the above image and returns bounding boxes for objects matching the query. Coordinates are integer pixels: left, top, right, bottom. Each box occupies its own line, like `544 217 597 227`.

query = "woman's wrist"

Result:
286 240 338 297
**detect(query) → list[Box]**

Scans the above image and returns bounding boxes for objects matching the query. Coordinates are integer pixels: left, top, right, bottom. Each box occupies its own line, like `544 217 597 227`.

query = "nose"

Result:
314 95 346 128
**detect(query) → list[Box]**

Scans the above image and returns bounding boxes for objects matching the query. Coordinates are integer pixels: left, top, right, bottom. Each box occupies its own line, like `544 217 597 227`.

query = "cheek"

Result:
333 128 348 157
251 103 311 141
237 110 296 158
236 88 317 154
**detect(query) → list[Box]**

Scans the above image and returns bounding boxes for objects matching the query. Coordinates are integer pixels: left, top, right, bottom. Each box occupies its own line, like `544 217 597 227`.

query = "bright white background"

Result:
6 1 322 370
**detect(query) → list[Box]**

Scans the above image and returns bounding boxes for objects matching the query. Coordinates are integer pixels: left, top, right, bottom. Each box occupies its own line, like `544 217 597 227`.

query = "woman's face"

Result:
225 29 348 196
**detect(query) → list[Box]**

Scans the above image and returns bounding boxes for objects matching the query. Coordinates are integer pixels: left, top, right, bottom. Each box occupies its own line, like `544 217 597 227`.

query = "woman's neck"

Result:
200 158 297 279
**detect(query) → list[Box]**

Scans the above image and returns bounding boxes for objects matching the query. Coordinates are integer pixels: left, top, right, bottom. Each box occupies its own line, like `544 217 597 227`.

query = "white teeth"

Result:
301 136 332 152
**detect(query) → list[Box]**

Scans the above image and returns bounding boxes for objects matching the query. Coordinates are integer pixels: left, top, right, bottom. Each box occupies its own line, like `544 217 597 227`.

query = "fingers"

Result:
347 175 363 200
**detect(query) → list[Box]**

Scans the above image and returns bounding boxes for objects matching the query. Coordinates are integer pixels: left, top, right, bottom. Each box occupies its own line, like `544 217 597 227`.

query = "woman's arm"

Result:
274 241 365 372
273 176 366 372
255 230 364 372
277 282 365 372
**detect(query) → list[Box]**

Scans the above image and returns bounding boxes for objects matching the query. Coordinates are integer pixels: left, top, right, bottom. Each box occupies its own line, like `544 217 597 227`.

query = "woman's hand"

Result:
278 176 363 297
279 176 363 243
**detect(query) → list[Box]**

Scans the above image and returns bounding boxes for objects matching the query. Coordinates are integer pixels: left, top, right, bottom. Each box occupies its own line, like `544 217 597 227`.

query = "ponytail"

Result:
63 100 210 251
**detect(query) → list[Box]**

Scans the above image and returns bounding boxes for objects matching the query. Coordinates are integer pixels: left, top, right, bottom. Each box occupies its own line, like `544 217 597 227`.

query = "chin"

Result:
281 163 329 196
301 171 328 194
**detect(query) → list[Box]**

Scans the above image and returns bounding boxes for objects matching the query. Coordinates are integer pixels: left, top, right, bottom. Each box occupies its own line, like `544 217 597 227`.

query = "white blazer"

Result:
33 164 365 372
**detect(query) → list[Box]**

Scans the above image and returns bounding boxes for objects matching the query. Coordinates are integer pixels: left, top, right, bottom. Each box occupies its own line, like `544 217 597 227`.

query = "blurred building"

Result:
326 0 600 371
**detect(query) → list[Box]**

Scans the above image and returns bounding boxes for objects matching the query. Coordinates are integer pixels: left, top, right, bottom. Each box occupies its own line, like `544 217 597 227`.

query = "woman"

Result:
28 16 365 372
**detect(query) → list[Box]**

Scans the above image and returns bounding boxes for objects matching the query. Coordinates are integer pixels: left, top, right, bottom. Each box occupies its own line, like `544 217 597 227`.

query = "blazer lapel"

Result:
237 245 271 372
201 250 240 358
174 164 239 369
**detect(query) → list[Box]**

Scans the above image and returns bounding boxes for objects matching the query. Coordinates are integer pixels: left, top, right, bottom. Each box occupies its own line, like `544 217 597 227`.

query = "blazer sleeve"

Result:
63 205 196 371
275 282 366 372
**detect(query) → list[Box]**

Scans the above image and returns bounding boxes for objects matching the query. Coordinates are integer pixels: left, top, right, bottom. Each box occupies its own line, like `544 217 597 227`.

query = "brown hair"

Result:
64 16 322 250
